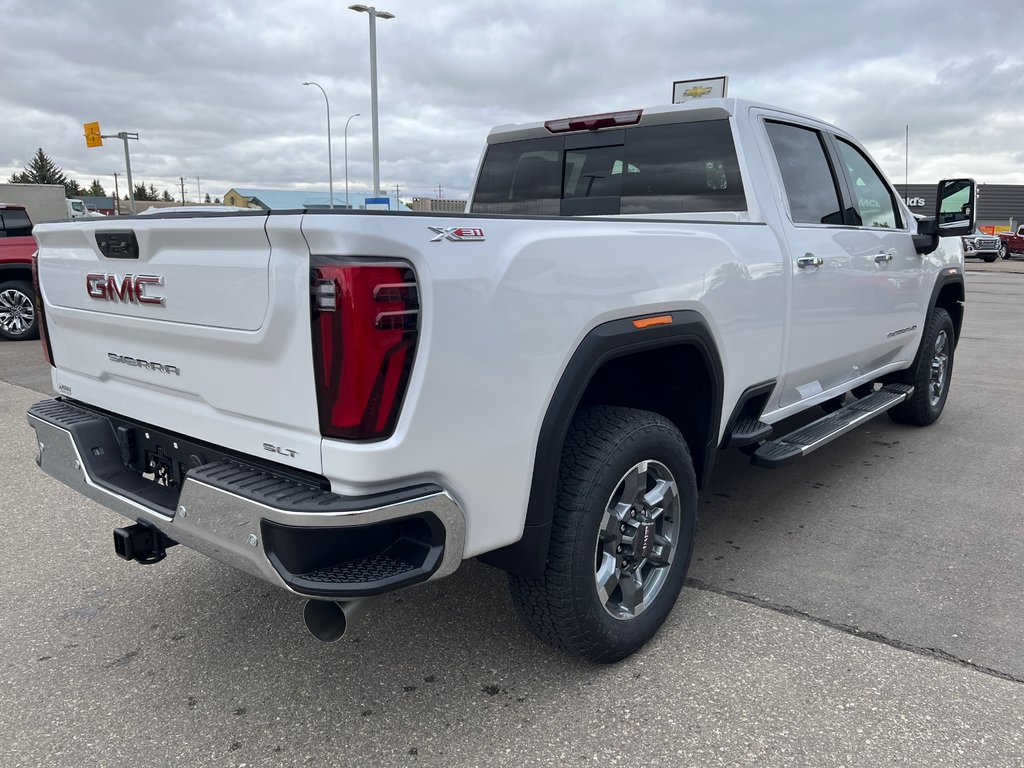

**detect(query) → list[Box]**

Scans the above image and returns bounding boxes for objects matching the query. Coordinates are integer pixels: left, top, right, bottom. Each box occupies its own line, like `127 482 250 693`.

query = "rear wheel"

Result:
508 405 698 663
888 308 954 426
0 280 38 341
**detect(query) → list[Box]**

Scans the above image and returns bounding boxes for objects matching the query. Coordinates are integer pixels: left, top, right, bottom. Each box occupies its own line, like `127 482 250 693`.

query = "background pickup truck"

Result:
0 203 40 341
998 225 1024 259
27 98 975 662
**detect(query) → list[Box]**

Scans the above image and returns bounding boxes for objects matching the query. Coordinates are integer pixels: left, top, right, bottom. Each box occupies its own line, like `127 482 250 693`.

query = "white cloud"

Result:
1 0 1022 200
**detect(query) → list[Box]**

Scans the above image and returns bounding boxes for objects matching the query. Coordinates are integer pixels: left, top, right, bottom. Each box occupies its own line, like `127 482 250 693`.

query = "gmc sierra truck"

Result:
26 99 975 662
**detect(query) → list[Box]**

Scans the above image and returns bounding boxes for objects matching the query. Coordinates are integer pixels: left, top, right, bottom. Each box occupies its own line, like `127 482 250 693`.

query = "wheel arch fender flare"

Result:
928 270 965 346
479 310 724 576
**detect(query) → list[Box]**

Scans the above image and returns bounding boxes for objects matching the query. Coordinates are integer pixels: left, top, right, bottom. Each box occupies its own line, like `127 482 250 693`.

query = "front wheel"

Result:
0 280 39 341
888 308 954 426
1000 243 1010 260
983 254 997 263
508 406 698 663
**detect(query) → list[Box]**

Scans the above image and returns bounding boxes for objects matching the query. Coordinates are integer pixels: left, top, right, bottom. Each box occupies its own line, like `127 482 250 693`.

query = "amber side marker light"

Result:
632 315 673 329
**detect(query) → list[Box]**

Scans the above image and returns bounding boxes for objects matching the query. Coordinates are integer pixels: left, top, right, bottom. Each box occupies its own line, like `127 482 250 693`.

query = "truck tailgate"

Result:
33 213 324 475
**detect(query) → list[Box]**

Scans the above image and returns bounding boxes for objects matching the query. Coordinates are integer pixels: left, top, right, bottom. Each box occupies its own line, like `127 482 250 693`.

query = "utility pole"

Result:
104 131 140 213
196 178 201 204
113 172 120 215
179 176 186 204
83 122 138 213
905 124 909 200
436 184 443 199
394 183 400 203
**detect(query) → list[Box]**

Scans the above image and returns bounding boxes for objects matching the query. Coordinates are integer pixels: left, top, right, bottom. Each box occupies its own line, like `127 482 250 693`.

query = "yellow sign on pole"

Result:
84 121 103 148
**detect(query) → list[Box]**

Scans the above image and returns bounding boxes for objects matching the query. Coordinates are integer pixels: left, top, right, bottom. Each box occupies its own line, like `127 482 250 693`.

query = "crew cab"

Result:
0 203 39 341
998 225 1024 259
26 99 975 661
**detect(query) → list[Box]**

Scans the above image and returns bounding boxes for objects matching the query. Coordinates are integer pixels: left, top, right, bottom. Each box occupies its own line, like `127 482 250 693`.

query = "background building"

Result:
410 196 467 213
224 187 408 211
80 195 115 215
895 184 1023 233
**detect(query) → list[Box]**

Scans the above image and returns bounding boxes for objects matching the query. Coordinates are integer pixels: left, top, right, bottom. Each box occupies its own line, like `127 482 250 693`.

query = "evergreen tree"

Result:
214 197 221 204
8 148 81 197
148 183 159 201
161 190 174 202
204 193 211 203
133 183 154 201
88 179 106 197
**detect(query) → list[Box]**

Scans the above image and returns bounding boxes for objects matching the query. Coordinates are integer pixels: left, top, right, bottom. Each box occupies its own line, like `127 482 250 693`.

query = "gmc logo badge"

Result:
86 273 165 306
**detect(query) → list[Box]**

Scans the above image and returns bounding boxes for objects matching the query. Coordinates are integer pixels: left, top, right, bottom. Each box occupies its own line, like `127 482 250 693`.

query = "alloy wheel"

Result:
594 459 680 620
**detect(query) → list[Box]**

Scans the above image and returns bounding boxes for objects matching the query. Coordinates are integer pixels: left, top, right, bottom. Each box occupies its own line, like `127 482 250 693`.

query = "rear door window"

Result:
471 119 746 216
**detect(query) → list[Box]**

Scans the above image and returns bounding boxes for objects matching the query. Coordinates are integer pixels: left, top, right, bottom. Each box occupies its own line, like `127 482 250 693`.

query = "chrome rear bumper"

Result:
27 399 465 598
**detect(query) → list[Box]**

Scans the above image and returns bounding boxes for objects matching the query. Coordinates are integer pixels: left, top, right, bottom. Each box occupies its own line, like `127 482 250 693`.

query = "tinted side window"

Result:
765 121 843 225
0 209 33 237
470 119 746 216
835 139 900 229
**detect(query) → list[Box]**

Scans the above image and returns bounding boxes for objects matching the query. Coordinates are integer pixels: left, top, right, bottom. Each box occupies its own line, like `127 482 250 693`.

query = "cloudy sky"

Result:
1 0 1021 204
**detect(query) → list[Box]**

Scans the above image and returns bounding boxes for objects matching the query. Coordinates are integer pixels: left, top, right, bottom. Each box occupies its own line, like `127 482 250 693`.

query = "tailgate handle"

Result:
96 231 139 259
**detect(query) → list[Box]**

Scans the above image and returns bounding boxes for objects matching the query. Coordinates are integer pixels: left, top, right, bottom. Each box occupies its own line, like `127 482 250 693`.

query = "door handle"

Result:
797 255 824 269
874 251 893 263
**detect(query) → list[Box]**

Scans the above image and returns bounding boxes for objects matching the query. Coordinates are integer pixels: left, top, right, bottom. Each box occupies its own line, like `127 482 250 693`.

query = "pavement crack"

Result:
684 578 1024 685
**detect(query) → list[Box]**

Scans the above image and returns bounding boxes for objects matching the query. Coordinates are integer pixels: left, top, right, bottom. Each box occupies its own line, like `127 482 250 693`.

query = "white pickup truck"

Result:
27 98 975 662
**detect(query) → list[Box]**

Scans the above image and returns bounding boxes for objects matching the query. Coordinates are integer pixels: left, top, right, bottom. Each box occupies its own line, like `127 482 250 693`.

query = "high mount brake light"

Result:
31 252 55 368
310 258 419 441
544 109 643 134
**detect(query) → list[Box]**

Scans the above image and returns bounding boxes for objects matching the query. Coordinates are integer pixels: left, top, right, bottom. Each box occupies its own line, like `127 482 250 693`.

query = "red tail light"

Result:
31 252 55 368
310 258 419 441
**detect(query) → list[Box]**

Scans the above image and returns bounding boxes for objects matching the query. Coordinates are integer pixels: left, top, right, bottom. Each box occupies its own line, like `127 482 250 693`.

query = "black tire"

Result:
508 405 697 663
983 254 997 263
888 307 954 426
0 280 39 341
1000 243 1010 260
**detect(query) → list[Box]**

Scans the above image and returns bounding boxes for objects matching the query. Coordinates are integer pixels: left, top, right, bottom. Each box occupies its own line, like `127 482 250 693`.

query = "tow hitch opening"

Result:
113 522 177 565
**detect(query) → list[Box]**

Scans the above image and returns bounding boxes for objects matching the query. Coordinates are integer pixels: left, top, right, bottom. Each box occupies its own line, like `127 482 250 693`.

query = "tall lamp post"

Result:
344 113 360 210
303 81 334 208
349 4 393 198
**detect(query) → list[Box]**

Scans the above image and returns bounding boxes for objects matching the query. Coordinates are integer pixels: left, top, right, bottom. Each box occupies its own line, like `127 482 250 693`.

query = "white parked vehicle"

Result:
26 99 975 661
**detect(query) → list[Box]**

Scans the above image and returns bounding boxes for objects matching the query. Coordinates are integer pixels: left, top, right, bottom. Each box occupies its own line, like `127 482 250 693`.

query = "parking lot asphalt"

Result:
1 271 1022 767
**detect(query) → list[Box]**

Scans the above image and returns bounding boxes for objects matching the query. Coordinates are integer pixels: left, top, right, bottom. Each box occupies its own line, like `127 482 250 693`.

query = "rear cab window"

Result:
471 119 746 216
0 208 33 237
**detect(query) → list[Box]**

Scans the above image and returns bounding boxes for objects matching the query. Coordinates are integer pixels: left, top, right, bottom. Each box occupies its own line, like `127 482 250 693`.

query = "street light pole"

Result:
303 81 334 208
349 4 394 198
344 113 360 210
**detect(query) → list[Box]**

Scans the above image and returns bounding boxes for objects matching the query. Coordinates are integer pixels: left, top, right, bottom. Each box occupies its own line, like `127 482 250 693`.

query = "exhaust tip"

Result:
302 600 349 642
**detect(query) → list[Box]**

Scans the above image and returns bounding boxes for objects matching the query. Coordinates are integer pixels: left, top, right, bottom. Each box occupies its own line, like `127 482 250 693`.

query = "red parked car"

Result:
0 203 40 340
